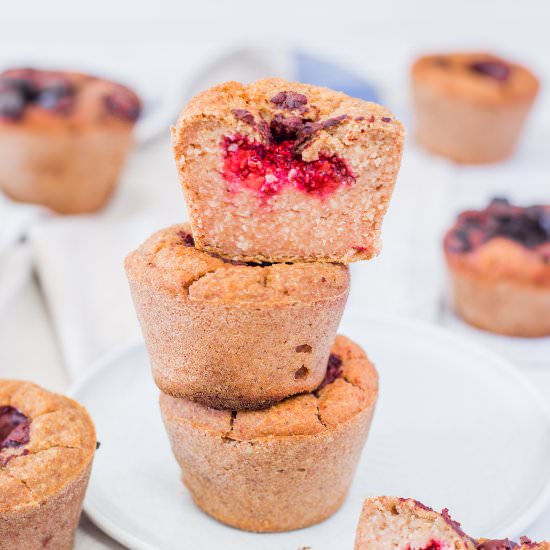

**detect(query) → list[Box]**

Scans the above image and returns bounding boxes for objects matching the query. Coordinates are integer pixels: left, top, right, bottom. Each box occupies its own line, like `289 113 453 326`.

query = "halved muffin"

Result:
355 496 476 550
172 78 404 263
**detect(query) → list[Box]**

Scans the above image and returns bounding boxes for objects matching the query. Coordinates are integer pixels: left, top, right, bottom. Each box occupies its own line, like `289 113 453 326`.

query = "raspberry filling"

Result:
445 198 550 255
222 135 355 199
317 353 344 390
0 406 30 451
405 542 444 550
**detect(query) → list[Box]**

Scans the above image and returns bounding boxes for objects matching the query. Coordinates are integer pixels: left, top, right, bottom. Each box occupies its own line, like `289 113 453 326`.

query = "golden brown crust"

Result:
445 234 550 337
172 78 404 263
0 380 95 550
126 223 350 303
175 78 403 137
125 225 350 408
160 335 378 440
0 380 96 512
446 238 550 287
412 52 539 105
160 335 378 532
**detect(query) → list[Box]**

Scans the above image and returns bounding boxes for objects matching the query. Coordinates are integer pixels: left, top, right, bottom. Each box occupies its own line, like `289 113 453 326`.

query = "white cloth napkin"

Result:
29 137 185 377
0 195 48 311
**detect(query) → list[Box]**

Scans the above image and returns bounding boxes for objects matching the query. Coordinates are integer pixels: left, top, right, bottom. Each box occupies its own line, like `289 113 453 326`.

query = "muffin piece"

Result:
478 538 550 550
0 67 141 213
354 496 477 550
0 380 96 550
444 198 550 337
412 52 539 163
125 223 350 409
172 77 404 263
160 335 378 532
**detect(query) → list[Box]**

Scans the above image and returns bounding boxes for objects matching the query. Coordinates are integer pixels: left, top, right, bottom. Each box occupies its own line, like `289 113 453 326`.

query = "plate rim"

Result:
71 314 550 546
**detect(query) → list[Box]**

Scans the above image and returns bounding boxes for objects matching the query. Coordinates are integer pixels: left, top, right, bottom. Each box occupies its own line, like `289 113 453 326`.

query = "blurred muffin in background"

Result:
444 198 550 337
0 68 141 214
412 52 539 163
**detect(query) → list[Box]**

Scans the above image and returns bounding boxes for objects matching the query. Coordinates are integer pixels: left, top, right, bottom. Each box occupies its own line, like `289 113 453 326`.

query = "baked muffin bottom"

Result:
160 335 378 532
126 224 350 409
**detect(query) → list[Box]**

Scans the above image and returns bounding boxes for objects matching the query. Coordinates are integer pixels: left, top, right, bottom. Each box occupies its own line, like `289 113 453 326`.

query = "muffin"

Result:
160 335 378 532
412 52 539 163
478 539 550 550
354 497 477 549
444 197 550 337
172 77 405 263
0 67 141 213
0 380 96 550
125 224 350 409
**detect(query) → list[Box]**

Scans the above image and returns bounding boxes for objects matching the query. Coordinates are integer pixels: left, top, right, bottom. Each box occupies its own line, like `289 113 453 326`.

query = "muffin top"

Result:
0 380 96 513
412 52 539 104
0 68 141 130
478 538 549 550
444 198 550 286
125 223 350 304
173 78 404 201
160 335 378 439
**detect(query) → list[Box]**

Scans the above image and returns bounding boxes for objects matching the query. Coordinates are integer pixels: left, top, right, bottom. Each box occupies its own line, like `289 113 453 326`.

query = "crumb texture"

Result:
172 77 404 263
355 497 476 550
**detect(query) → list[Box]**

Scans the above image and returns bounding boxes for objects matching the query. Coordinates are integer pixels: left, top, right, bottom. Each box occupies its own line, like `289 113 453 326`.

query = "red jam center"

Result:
405 541 444 550
222 135 355 199
0 405 30 450
317 353 343 391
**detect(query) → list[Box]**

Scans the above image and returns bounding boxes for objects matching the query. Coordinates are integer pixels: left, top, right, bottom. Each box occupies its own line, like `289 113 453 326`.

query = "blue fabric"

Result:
294 51 380 103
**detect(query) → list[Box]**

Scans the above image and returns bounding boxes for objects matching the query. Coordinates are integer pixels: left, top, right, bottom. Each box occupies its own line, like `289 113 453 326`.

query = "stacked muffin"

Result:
126 78 404 532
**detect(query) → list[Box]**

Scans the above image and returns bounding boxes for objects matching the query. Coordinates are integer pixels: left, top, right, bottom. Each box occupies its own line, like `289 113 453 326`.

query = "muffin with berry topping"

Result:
444 198 550 337
412 52 539 163
0 67 141 213
125 223 350 409
478 538 550 549
0 379 96 550
354 497 477 550
160 335 378 532
172 77 404 263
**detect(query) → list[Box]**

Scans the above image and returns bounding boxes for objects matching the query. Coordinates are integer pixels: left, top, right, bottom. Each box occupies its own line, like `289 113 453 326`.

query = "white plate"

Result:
72 316 550 549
